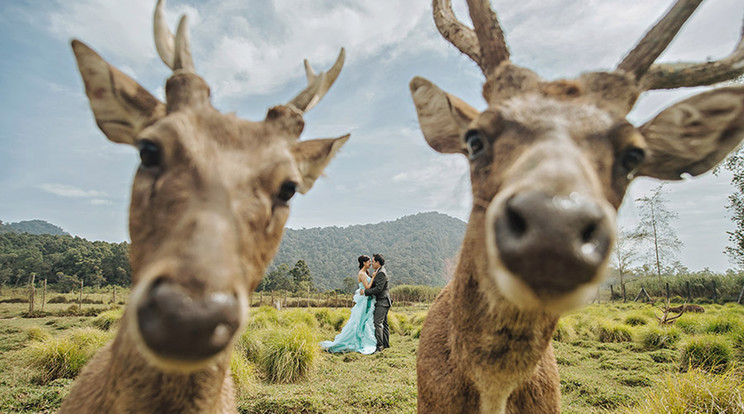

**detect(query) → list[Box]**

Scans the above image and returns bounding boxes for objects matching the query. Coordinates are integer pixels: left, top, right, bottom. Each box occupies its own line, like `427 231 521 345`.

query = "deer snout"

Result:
136 278 241 362
494 191 613 296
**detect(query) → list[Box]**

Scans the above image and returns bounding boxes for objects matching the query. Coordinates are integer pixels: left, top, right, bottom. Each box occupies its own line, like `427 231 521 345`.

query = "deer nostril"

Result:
506 204 528 238
581 222 597 244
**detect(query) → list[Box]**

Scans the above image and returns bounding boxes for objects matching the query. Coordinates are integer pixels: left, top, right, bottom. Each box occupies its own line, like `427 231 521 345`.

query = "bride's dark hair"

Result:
358 255 371 269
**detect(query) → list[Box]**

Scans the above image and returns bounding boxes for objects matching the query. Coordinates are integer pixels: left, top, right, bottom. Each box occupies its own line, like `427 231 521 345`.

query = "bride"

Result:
320 255 378 354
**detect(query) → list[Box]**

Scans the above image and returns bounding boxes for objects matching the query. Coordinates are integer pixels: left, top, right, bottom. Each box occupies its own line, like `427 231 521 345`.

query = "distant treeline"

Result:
614 270 744 303
0 232 130 291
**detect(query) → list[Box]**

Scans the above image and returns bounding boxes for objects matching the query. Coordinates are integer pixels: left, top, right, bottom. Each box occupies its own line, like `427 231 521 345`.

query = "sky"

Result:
0 0 742 273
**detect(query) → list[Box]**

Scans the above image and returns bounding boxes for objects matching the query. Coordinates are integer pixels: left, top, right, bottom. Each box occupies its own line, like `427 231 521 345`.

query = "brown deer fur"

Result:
413 1 744 413
60 2 348 413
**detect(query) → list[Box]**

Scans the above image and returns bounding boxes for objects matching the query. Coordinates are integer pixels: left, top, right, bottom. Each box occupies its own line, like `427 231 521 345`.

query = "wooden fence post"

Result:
665 283 670 302
737 282 744 304
113 285 117 304
79 280 84 309
41 278 47 312
622 283 626 303
28 273 36 313
712 280 717 301
610 285 615 301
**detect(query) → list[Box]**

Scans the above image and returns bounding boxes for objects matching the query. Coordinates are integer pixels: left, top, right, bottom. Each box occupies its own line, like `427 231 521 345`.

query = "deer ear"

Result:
71 40 165 146
637 86 744 180
410 77 477 155
292 134 350 194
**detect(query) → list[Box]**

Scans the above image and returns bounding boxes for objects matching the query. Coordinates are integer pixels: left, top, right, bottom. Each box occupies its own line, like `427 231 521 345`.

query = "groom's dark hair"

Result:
373 253 385 266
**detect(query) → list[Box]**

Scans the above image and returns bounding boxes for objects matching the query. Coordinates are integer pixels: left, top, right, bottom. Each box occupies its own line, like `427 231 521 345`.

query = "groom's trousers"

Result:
373 302 390 350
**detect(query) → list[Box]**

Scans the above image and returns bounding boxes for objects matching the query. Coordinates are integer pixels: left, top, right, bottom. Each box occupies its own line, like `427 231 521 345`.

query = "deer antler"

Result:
617 0 744 90
287 48 345 113
433 0 482 70
154 0 195 73
432 0 509 75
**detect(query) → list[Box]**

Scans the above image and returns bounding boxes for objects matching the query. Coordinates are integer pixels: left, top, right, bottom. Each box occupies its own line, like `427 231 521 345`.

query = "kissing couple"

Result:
320 253 392 354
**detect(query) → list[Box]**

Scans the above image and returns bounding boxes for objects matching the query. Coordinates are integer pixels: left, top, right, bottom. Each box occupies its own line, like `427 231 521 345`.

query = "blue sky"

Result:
0 0 742 272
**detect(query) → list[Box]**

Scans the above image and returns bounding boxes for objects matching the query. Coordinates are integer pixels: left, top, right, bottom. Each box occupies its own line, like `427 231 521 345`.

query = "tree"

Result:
289 259 314 292
721 147 744 269
258 263 293 292
341 276 357 293
632 184 682 292
611 226 640 290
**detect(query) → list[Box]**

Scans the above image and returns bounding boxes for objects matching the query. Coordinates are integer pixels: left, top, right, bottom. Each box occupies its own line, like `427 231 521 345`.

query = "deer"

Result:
60 1 348 413
410 0 744 412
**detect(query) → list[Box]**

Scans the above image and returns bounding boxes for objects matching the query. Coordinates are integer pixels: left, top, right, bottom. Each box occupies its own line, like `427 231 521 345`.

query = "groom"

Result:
361 253 391 352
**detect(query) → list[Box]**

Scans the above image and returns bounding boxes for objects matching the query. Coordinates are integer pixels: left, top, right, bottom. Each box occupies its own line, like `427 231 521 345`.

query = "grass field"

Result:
0 294 742 413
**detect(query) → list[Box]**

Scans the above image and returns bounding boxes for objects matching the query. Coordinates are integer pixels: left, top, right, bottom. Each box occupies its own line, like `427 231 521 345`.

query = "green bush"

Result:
596 322 633 343
636 325 681 351
91 308 123 331
627 368 744 414
679 335 734 373
25 328 113 384
259 325 318 383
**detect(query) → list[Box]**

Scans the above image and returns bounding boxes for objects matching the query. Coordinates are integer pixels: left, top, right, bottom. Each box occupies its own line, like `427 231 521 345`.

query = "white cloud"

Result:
90 199 113 205
40 184 107 199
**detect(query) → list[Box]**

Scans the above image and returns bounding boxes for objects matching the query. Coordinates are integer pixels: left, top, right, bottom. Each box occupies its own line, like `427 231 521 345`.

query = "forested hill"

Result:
271 212 467 291
0 220 69 236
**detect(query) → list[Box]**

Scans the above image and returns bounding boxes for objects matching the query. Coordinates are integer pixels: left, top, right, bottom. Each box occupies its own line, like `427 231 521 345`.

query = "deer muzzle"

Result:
136 277 241 362
493 191 613 297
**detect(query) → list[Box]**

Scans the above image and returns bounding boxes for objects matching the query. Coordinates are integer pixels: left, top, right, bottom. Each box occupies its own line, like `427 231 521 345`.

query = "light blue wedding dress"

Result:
320 277 377 354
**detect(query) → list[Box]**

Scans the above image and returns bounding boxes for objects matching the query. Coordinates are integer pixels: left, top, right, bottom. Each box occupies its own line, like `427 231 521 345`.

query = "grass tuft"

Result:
25 327 112 384
259 324 318 383
596 321 633 343
626 367 744 414
90 308 123 331
679 334 734 373
636 325 681 350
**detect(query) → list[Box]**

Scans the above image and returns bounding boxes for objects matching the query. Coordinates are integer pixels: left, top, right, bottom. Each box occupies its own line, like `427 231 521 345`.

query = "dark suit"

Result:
364 266 391 350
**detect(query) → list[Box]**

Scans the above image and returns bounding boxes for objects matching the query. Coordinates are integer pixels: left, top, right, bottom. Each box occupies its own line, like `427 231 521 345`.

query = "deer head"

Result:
71 0 348 370
412 0 744 314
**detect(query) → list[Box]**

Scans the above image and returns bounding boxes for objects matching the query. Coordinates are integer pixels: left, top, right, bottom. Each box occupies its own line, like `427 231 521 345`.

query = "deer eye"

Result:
276 181 297 204
465 130 486 160
137 140 162 168
620 147 645 173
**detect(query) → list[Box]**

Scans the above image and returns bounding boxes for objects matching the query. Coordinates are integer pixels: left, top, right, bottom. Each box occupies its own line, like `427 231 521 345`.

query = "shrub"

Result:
330 310 349 331
627 368 744 414
25 328 113 384
636 325 681 351
596 322 633 343
259 325 318 383
47 296 68 304
679 335 734 373
91 308 123 331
